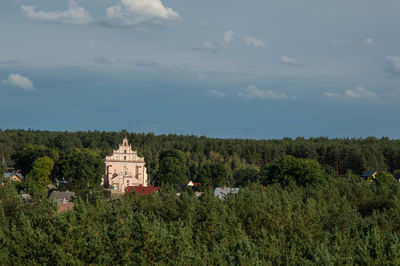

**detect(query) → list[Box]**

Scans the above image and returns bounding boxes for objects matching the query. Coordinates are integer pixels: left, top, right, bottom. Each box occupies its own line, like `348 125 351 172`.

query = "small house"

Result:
214 187 240 199
360 170 377 182
49 191 75 204
3 172 24 182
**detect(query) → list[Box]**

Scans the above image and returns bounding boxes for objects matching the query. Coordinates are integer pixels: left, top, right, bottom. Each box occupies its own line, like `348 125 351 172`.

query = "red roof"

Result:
57 203 74 213
126 185 160 195
192 182 201 187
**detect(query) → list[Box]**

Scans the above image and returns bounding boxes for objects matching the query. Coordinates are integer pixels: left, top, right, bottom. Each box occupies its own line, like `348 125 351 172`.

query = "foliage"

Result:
374 171 396 186
198 162 230 187
25 156 54 200
53 148 104 197
1 180 400 264
11 144 58 176
154 149 188 186
233 167 260 187
262 155 327 187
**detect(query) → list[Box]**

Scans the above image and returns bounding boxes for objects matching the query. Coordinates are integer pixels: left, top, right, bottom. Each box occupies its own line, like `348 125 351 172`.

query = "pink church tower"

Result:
103 137 148 193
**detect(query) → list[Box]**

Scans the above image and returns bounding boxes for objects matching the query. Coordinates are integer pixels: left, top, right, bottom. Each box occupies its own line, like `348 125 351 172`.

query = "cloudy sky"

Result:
1 0 400 138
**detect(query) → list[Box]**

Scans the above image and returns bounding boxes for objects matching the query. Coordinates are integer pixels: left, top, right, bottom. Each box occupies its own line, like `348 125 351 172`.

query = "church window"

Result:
124 156 126 160
124 149 126 154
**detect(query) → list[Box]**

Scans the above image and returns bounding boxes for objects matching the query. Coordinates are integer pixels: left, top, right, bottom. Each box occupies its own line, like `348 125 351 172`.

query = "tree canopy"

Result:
262 155 326 187
154 149 188 186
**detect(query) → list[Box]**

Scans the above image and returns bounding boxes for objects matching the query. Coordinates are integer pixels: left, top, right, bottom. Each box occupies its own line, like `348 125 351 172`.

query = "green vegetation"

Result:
2 179 400 264
154 149 188 186
25 156 54 200
1 129 400 263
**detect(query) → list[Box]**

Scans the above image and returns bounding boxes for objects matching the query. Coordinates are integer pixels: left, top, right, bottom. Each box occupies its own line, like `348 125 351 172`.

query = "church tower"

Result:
103 137 148 193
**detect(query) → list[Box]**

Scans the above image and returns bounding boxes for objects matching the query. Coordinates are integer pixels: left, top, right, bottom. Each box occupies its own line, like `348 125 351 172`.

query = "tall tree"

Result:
262 155 326 187
54 148 104 196
25 156 54 200
154 149 188 186
198 162 230 187
12 144 58 175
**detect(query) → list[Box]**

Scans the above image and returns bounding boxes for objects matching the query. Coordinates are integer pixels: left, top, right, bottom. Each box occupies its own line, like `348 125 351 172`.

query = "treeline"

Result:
1 129 400 181
2 179 400 264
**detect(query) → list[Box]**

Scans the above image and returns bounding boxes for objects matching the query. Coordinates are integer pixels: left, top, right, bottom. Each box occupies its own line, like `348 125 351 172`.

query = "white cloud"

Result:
207 90 225 97
200 41 214 49
2 73 35 90
323 92 341 98
238 85 288 100
106 0 180 26
244 36 266 48
192 41 217 53
386 56 400 74
324 86 380 101
21 0 92 25
280 56 301 65
364 38 375 45
345 86 379 100
223 30 239 48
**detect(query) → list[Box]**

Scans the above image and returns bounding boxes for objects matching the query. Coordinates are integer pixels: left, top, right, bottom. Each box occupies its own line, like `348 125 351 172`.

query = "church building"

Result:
103 137 148 193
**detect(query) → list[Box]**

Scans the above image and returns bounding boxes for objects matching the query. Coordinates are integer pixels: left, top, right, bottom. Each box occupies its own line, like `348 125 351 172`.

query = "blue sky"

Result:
1 0 400 138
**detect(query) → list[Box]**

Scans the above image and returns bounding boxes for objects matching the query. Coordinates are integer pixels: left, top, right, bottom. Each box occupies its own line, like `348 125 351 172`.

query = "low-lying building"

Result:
49 191 75 204
3 172 24 182
214 187 239 199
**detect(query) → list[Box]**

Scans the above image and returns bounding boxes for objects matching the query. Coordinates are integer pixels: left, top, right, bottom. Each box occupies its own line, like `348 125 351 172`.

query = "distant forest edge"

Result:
1 129 400 181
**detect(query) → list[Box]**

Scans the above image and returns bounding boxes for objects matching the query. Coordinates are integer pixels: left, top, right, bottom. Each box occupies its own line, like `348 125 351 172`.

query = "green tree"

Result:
262 155 326 187
54 148 104 196
199 162 229 187
25 156 54 200
154 149 188 186
12 144 59 175
233 167 260 187
374 171 395 186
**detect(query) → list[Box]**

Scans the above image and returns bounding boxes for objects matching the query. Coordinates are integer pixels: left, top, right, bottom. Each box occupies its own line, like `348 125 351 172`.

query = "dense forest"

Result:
2 129 400 264
1 129 400 181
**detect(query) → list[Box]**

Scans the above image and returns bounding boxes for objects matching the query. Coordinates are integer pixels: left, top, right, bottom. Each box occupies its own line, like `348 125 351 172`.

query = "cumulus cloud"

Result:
207 90 225 97
192 41 217 53
345 86 379 100
364 38 375 45
324 86 380 101
386 56 400 75
323 92 341 98
244 36 266 48
106 0 181 27
280 56 301 65
2 73 35 90
21 0 92 25
222 30 239 48
238 85 288 100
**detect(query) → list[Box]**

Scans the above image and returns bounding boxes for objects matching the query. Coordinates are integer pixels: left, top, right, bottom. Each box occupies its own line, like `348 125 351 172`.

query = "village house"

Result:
49 191 75 204
360 170 377 182
214 187 240 199
103 137 148 193
3 172 24 182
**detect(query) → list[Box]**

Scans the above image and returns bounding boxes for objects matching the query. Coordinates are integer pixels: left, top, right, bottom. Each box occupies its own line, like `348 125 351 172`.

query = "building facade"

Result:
103 137 148 193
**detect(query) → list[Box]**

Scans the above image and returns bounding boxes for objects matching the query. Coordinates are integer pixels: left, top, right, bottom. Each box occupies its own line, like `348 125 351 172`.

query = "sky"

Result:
1 0 400 139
